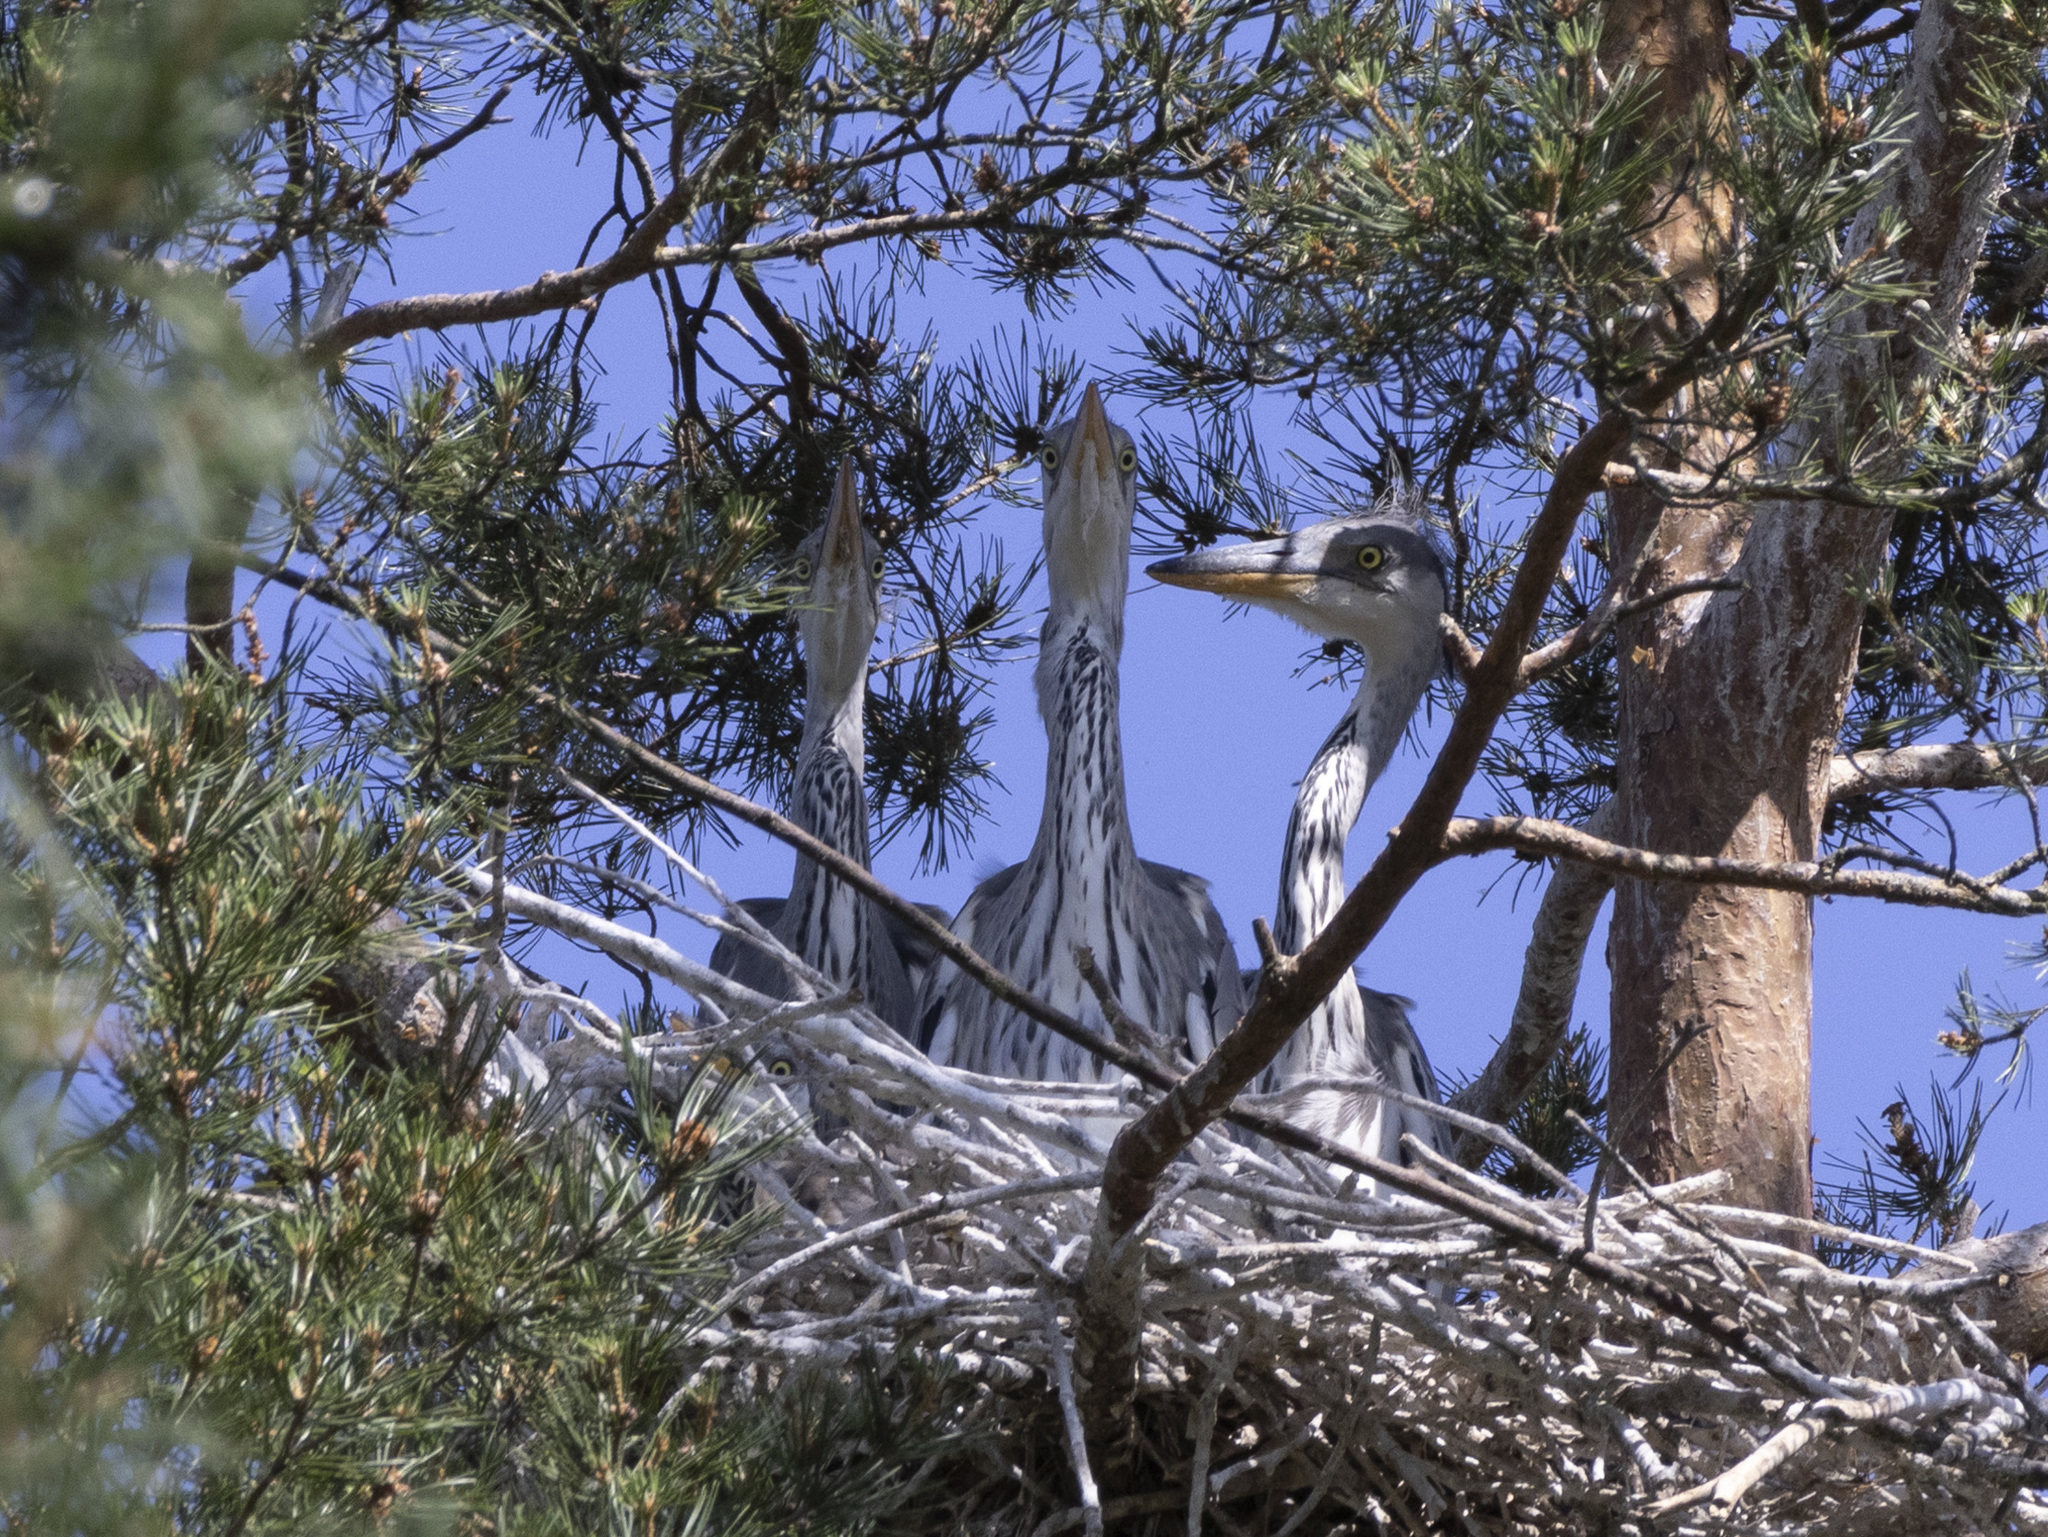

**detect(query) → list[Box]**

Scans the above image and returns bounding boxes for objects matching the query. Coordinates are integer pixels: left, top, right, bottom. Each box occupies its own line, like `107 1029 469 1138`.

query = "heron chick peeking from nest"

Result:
918 383 1245 1100
1149 490 1453 1186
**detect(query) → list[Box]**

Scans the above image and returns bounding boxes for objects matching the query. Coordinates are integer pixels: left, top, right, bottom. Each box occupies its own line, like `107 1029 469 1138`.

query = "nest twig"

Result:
435 843 2048 1537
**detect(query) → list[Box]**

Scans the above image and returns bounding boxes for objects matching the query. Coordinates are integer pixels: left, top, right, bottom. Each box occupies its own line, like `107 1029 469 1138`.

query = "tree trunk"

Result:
1946 1218 2048 1366
1609 518 1877 1216
1594 0 1812 1211
1607 0 2030 1215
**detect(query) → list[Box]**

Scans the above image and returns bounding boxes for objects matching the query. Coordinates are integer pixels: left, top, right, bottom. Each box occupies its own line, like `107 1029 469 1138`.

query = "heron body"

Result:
710 459 920 1037
720 896 952 1009
1149 494 1451 1179
919 385 1245 1089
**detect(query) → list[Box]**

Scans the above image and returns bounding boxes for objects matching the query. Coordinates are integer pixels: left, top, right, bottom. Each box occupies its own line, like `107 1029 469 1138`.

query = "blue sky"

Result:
245 78 2043 1228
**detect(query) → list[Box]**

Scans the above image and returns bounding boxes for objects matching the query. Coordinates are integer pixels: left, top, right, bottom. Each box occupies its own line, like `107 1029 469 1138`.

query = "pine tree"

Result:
10 0 2048 1529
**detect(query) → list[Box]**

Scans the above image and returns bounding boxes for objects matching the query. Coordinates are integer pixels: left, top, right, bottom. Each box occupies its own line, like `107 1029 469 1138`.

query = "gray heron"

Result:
917 384 1246 1086
710 458 932 1038
1148 492 1453 1179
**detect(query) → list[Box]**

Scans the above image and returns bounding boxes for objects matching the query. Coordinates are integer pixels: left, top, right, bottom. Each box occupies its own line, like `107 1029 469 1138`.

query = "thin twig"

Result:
1043 1302 1104 1537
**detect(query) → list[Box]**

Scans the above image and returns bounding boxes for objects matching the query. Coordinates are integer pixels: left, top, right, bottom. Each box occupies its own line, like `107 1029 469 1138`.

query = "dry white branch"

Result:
1044 1301 1105 1537
1649 1378 2009 1515
436 809 2043 1534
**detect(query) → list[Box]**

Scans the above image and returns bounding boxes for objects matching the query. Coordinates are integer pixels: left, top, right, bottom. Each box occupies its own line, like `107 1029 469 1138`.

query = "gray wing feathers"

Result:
916 857 1244 1080
707 897 791 1003
882 902 955 999
1243 969 1453 1164
1138 858 1245 1043
1359 987 1455 1161
707 892 922 1038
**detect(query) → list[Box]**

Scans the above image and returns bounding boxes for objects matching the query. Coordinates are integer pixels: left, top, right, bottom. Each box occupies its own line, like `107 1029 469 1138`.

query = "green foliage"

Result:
302 325 1040 882
1478 1024 1609 1199
0 0 318 699
229 0 1324 880
4 666 983 1532
1124 0 2048 891
1814 1078 1996 1272
10 0 2048 1524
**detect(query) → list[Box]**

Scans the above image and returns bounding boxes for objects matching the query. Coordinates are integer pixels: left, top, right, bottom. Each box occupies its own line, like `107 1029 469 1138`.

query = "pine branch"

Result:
1438 813 2048 915
1448 801 1621 1154
1829 741 2048 796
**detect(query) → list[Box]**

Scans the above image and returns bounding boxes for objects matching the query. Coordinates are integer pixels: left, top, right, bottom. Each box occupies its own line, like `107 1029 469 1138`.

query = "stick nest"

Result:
654 1033 2048 1537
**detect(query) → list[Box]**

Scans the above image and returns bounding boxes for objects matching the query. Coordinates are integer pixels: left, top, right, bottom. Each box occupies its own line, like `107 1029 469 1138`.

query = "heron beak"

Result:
1146 540 1313 601
824 456 862 574
1074 381 1116 481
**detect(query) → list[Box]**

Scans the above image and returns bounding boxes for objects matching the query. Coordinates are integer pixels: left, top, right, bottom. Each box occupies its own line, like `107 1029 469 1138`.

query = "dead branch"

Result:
1074 944 1178 1070
1438 814 2048 916
1517 502 1663 684
1648 1378 2017 1516
1449 800 1620 1154
430 858 2043 1536
1829 741 2048 797
1043 1302 1105 1537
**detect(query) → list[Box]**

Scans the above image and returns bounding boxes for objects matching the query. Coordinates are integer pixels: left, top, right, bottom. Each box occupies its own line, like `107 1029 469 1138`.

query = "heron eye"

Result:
1356 544 1387 572
1039 444 1060 471
793 559 813 581
870 556 886 580
1117 446 1137 473
768 1059 794 1078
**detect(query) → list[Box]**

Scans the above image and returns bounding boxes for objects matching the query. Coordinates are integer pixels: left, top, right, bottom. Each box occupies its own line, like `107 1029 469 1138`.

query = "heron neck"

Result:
799 662 865 765
780 693 871 990
1270 717 1367 1080
1030 613 1139 879
1273 643 1431 955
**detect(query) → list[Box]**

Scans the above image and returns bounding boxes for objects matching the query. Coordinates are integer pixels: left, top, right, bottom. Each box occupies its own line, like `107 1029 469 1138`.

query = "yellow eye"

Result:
1117 446 1137 473
1039 444 1060 470
793 559 813 581
870 556 886 580
767 1059 793 1077
1356 544 1387 572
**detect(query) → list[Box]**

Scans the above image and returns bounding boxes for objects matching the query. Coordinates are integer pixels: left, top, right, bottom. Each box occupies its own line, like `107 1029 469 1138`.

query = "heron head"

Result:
1146 503 1446 661
1039 382 1139 617
790 457 886 703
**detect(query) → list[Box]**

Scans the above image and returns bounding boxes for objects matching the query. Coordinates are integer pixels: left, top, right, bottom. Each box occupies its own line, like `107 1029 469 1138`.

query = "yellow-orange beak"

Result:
1146 538 1312 600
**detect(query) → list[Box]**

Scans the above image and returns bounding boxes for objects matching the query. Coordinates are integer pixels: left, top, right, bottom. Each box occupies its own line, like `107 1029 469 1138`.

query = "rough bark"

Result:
1609 527 1865 1217
1829 742 2048 798
1455 740 2048 1169
1607 0 2030 1215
